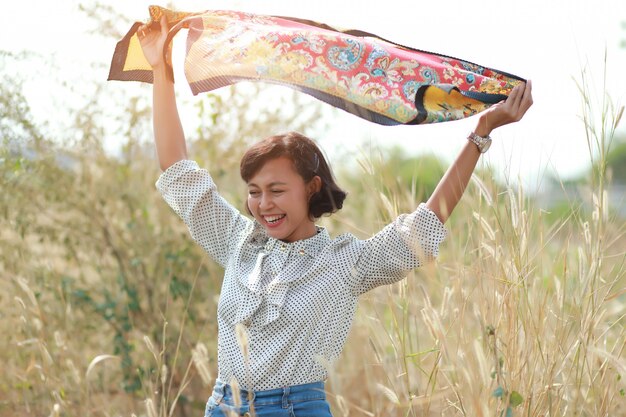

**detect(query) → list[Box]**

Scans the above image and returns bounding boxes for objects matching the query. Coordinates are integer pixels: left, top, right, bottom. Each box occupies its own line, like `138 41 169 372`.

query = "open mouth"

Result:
264 214 286 224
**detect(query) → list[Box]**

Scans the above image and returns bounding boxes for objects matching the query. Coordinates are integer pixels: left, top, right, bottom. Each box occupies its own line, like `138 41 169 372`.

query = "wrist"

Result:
474 116 492 138
152 64 170 80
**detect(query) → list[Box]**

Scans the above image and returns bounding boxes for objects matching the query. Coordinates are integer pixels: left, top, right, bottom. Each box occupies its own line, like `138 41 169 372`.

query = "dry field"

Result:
1 80 624 416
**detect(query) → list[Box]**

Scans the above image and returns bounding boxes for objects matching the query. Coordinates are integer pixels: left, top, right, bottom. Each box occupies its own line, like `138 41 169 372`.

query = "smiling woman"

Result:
156 150 450 417
245 156 321 243
240 132 347 241
139 9 532 417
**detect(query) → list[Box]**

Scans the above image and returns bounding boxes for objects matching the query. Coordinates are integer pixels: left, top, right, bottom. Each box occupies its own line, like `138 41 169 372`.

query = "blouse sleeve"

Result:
347 203 447 296
155 160 252 268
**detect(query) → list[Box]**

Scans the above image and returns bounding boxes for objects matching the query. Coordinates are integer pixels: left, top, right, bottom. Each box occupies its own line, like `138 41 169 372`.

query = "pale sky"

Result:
2 0 625 191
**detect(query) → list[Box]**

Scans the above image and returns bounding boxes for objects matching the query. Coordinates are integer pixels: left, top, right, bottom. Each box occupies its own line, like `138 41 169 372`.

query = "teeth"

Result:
265 215 285 223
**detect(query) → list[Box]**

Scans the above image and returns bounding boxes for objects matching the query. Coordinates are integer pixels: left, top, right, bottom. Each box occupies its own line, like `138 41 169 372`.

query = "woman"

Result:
139 16 533 417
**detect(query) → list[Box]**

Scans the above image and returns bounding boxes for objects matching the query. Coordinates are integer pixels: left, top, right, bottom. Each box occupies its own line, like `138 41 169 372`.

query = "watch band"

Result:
467 131 492 153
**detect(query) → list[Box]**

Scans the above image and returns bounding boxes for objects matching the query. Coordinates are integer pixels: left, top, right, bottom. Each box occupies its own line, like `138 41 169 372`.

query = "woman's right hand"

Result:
137 16 169 69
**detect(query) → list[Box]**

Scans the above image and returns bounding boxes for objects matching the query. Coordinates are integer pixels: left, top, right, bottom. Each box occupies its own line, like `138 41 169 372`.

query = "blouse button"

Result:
298 249 305 256
280 244 287 251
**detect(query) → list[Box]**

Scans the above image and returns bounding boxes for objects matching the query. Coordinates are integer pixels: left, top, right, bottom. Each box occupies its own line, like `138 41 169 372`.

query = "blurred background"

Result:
1 1 625 416
2 0 626 187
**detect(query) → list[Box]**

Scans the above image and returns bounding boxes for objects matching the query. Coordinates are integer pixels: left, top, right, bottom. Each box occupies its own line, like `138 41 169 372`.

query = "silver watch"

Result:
467 131 492 153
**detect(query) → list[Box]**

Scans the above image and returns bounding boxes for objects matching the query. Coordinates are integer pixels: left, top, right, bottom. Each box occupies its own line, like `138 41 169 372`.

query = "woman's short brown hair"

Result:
240 132 347 218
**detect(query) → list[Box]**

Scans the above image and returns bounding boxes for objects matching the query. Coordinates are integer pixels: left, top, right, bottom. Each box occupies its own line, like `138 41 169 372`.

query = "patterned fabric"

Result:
156 159 447 390
109 6 525 125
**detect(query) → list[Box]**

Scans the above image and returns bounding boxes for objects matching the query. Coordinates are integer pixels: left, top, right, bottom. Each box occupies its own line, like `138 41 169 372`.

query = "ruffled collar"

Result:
262 226 330 258
232 225 332 327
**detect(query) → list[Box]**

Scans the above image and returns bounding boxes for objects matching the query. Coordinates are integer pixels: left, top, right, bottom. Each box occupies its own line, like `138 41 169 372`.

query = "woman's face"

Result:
247 157 321 242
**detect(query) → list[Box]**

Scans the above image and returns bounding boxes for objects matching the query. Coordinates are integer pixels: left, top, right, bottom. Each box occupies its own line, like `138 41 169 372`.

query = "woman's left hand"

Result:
474 80 533 137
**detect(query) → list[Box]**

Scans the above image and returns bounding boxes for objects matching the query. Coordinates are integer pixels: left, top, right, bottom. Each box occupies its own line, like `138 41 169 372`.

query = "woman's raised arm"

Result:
426 81 533 224
138 16 188 171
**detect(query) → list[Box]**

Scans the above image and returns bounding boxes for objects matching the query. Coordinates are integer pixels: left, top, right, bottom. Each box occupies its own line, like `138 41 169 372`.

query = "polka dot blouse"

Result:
156 160 447 390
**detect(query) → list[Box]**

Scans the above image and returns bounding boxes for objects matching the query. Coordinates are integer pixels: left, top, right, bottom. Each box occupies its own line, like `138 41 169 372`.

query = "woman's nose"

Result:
259 194 273 210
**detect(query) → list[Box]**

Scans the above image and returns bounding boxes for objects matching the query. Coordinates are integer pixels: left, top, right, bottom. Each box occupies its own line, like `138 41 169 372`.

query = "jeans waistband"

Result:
215 379 326 405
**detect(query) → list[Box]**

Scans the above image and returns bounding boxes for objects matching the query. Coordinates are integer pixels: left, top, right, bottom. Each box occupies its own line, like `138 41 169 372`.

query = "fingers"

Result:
160 15 168 36
137 16 168 40
504 81 533 121
480 80 533 132
137 22 151 40
506 82 524 109
519 80 533 113
494 83 522 124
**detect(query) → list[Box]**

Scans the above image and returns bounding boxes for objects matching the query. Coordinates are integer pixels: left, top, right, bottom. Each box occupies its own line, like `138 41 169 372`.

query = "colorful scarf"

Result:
109 6 525 125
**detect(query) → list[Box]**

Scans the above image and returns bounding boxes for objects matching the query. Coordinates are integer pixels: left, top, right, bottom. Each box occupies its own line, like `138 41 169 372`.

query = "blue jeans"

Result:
204 379 333 417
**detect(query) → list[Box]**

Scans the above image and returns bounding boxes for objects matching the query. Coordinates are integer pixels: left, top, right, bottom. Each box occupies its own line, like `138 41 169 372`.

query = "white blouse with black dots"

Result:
156 160 447 391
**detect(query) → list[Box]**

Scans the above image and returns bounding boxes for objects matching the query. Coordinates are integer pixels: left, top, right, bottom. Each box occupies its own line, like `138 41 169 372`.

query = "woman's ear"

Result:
307 175 322 197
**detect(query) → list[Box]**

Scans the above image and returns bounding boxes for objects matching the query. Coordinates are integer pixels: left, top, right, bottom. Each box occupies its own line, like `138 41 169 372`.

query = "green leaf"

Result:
510 391 524 407
169 276 191 300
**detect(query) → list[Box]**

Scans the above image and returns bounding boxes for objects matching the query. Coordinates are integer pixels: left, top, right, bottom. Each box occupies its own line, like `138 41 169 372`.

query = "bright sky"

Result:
2 0 625 191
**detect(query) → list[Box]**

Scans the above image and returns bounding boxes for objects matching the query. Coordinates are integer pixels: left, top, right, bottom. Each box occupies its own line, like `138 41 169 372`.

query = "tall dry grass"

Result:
328 69 625 416
1 71 624 416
